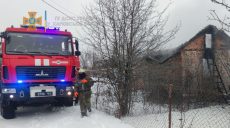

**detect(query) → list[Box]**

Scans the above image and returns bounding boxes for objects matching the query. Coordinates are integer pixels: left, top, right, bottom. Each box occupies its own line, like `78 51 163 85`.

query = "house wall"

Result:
143 54 183 104
181 35 206 95
144 28 230 104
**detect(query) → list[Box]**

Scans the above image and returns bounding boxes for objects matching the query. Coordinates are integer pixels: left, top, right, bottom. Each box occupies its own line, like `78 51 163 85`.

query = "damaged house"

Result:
144 25 230 105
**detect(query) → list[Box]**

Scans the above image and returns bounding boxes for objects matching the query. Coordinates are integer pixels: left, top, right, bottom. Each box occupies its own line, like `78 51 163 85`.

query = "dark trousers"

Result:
79 91 91 115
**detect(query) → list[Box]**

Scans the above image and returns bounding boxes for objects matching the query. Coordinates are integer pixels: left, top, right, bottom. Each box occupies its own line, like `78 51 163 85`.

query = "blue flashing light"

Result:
18 80 23 83
37 26 46 30
61 79 65 82
47 27 60 31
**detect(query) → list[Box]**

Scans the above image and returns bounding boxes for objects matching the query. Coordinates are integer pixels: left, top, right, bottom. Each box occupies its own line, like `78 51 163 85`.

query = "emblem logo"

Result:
23 12 42 30
35 70 49 77
56 60 61 64
52 60 68 65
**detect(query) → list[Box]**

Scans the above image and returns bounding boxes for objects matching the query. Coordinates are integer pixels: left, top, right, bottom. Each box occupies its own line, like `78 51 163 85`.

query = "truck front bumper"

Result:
0 82 74 106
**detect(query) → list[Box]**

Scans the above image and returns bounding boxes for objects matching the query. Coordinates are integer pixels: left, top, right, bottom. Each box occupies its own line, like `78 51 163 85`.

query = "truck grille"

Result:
16 66 66 80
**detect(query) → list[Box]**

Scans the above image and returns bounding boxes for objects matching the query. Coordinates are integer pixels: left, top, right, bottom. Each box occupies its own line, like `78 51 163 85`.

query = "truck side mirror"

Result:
0 34 2 58
75 51 81 56
0 32 6 38
75 39 81 56
0 33 2 38
75 40 79 51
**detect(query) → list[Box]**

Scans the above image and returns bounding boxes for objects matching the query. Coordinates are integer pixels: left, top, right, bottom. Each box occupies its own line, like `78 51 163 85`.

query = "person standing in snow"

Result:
75 69 94 117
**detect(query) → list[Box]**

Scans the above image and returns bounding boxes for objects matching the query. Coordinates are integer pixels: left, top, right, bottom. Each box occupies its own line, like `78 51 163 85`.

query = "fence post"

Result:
168 84 173 128
95 77 100 109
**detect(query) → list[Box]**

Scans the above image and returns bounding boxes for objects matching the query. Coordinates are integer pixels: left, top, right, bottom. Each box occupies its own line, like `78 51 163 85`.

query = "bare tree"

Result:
81 0 178 117
210 0 230 31
80 50 97 69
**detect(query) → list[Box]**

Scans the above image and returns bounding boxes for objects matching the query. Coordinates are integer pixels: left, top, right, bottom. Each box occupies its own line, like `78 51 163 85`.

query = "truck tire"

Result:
1 106 15 119
64 97 73 107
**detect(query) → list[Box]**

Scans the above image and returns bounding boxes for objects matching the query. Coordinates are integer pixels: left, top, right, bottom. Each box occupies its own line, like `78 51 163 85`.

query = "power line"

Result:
48 0 79 16
41 0 80 24
41 0 86 43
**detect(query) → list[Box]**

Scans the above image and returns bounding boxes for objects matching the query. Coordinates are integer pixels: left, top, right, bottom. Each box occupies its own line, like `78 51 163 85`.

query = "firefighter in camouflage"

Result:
75 69 94 117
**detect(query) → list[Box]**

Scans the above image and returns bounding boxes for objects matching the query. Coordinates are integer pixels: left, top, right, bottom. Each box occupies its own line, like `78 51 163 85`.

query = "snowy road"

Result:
0 106 134 128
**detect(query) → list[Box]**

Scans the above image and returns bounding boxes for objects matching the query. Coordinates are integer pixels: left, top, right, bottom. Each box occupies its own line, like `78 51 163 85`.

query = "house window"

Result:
205 34 212 48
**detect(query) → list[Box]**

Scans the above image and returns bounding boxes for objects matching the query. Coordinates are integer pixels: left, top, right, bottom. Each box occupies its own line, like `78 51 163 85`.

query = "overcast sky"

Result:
0 0 227 50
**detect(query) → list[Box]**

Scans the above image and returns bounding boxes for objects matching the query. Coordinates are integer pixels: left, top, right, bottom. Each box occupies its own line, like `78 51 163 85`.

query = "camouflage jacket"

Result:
75 77 94 92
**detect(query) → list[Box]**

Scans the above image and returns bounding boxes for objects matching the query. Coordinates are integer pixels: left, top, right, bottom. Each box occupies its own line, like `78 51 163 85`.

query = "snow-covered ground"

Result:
1 105 228 128
1 80 228 128
0 105 134 128
123 105 230 128
91 79 230 128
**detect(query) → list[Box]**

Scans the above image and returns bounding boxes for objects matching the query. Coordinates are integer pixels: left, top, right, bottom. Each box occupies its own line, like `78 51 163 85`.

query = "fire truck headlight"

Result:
9 95 14 99
67 91 72 96
2 88 16 94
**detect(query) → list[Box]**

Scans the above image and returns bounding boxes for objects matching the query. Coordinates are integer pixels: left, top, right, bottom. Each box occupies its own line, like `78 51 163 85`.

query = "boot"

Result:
81 112 87 117
88 108 92 112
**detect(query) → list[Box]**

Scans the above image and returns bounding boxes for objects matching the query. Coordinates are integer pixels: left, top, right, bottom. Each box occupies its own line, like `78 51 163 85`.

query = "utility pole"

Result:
168 84 173 128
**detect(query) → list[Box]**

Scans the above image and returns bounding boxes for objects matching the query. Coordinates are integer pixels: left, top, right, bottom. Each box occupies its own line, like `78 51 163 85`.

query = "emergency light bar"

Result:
20 25 60 31
21 25 45 29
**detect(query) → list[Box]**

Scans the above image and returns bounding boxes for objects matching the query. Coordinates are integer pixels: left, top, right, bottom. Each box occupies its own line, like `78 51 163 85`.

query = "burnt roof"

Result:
147 25 229 64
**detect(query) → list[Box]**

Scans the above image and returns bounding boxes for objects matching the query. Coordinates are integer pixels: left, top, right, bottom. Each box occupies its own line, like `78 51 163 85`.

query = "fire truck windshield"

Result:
5 33 73 56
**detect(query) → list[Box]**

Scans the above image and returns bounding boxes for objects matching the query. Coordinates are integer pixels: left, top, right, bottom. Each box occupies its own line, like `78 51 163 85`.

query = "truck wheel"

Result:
64 97 73 107
1 106 15 119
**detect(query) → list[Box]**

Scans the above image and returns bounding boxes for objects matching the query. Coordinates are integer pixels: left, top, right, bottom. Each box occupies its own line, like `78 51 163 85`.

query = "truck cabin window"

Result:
5 33 73 55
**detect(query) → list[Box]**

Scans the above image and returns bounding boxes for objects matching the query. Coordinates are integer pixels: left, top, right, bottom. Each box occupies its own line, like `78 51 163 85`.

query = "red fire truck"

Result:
0 26 81 119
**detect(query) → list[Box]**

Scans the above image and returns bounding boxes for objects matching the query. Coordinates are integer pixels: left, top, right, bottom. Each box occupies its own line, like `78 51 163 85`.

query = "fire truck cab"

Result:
0 26 81 119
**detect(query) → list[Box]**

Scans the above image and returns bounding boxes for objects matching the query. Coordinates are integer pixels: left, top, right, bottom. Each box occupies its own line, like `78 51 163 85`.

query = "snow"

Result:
90 78 119 115
0 105 134 128
89 80 230 128
123 105 230 128
1 80 229 128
